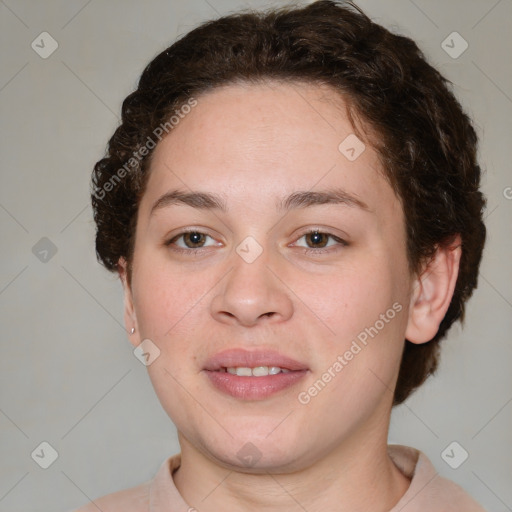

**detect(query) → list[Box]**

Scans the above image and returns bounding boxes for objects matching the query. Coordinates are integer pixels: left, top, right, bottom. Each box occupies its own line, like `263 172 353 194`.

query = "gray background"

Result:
0 0 511 511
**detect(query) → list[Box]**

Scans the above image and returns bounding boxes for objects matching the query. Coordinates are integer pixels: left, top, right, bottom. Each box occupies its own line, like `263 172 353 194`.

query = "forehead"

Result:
141 80 399 219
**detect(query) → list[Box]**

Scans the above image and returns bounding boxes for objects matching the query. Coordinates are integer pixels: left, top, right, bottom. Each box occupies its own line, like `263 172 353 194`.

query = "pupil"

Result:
308 231 327 248
186 232 204 247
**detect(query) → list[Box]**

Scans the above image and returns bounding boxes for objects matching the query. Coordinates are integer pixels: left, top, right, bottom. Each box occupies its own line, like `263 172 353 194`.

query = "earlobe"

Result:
405 235 462 344
118 257 140 348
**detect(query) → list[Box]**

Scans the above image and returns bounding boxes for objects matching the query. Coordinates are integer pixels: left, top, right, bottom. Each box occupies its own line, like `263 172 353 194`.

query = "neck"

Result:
173 409 410 512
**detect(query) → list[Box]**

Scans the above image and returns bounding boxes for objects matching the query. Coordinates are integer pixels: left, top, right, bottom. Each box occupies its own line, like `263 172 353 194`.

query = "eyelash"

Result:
164 228 348 256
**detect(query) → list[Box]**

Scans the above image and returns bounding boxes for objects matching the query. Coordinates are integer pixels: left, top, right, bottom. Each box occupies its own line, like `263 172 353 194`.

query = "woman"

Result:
76 1 487 510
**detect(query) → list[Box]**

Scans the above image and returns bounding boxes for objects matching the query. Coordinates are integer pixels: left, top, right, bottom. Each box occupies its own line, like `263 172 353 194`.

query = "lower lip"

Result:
204 370 308 400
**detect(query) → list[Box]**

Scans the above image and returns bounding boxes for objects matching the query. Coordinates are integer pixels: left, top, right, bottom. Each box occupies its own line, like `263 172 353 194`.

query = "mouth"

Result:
202 348 309 400
216 366 293 376
203 347 308 372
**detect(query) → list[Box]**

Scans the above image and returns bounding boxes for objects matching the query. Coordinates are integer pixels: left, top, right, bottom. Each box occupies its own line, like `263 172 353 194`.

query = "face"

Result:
123 81 416 472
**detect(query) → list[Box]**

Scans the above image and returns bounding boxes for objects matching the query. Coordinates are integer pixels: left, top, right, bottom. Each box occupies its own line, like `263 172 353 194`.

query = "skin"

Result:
118 81 461 512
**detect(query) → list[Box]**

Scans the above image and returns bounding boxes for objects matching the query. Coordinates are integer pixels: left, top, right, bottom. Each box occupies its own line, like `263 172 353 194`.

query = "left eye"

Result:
293 230 346 250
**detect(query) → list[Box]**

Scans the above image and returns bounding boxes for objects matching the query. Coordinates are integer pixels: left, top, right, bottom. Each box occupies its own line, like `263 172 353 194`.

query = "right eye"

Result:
165 230 221 253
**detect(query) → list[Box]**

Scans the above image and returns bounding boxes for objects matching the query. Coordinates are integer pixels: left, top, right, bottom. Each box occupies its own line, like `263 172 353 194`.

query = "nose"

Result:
210 247 294 327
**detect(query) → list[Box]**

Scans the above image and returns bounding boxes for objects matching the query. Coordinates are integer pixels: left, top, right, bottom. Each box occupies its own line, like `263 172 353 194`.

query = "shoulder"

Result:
71 454 180 512
72 480 151 512
388 444 487 512
425 472 487 511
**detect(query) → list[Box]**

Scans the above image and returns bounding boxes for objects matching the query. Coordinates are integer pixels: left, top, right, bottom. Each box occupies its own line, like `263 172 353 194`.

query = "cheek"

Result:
132 254 211 340
294 256 402 346
292 252 407 398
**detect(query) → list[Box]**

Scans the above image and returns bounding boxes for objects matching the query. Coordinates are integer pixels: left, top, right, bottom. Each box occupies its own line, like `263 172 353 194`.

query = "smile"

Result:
220 366 291 376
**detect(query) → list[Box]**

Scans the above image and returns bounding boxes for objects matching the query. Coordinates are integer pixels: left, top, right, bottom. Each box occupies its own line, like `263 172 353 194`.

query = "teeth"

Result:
224 366 290 376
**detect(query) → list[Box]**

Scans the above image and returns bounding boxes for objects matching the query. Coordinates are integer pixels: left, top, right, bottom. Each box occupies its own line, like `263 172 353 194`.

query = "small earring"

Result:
130 327 135 334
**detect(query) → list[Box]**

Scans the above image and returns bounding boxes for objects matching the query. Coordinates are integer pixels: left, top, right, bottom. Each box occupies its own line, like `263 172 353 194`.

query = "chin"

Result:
196 428 311 472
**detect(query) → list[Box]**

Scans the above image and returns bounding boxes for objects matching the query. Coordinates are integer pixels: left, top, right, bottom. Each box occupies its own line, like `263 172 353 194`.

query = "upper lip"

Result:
203 348 308 371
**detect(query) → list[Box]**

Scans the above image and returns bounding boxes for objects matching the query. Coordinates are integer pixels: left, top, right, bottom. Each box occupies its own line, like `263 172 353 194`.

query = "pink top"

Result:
73 444 486 511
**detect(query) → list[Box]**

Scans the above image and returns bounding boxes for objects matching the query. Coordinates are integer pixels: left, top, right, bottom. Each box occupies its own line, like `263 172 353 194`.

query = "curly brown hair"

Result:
91 0 486 405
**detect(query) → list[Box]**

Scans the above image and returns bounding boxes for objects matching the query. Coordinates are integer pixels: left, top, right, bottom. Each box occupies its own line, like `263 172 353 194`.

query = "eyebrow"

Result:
150 187 371 216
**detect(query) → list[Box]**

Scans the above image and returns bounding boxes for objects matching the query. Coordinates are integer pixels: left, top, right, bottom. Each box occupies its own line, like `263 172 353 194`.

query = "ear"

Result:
118 257 140 348
405 235 462 344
